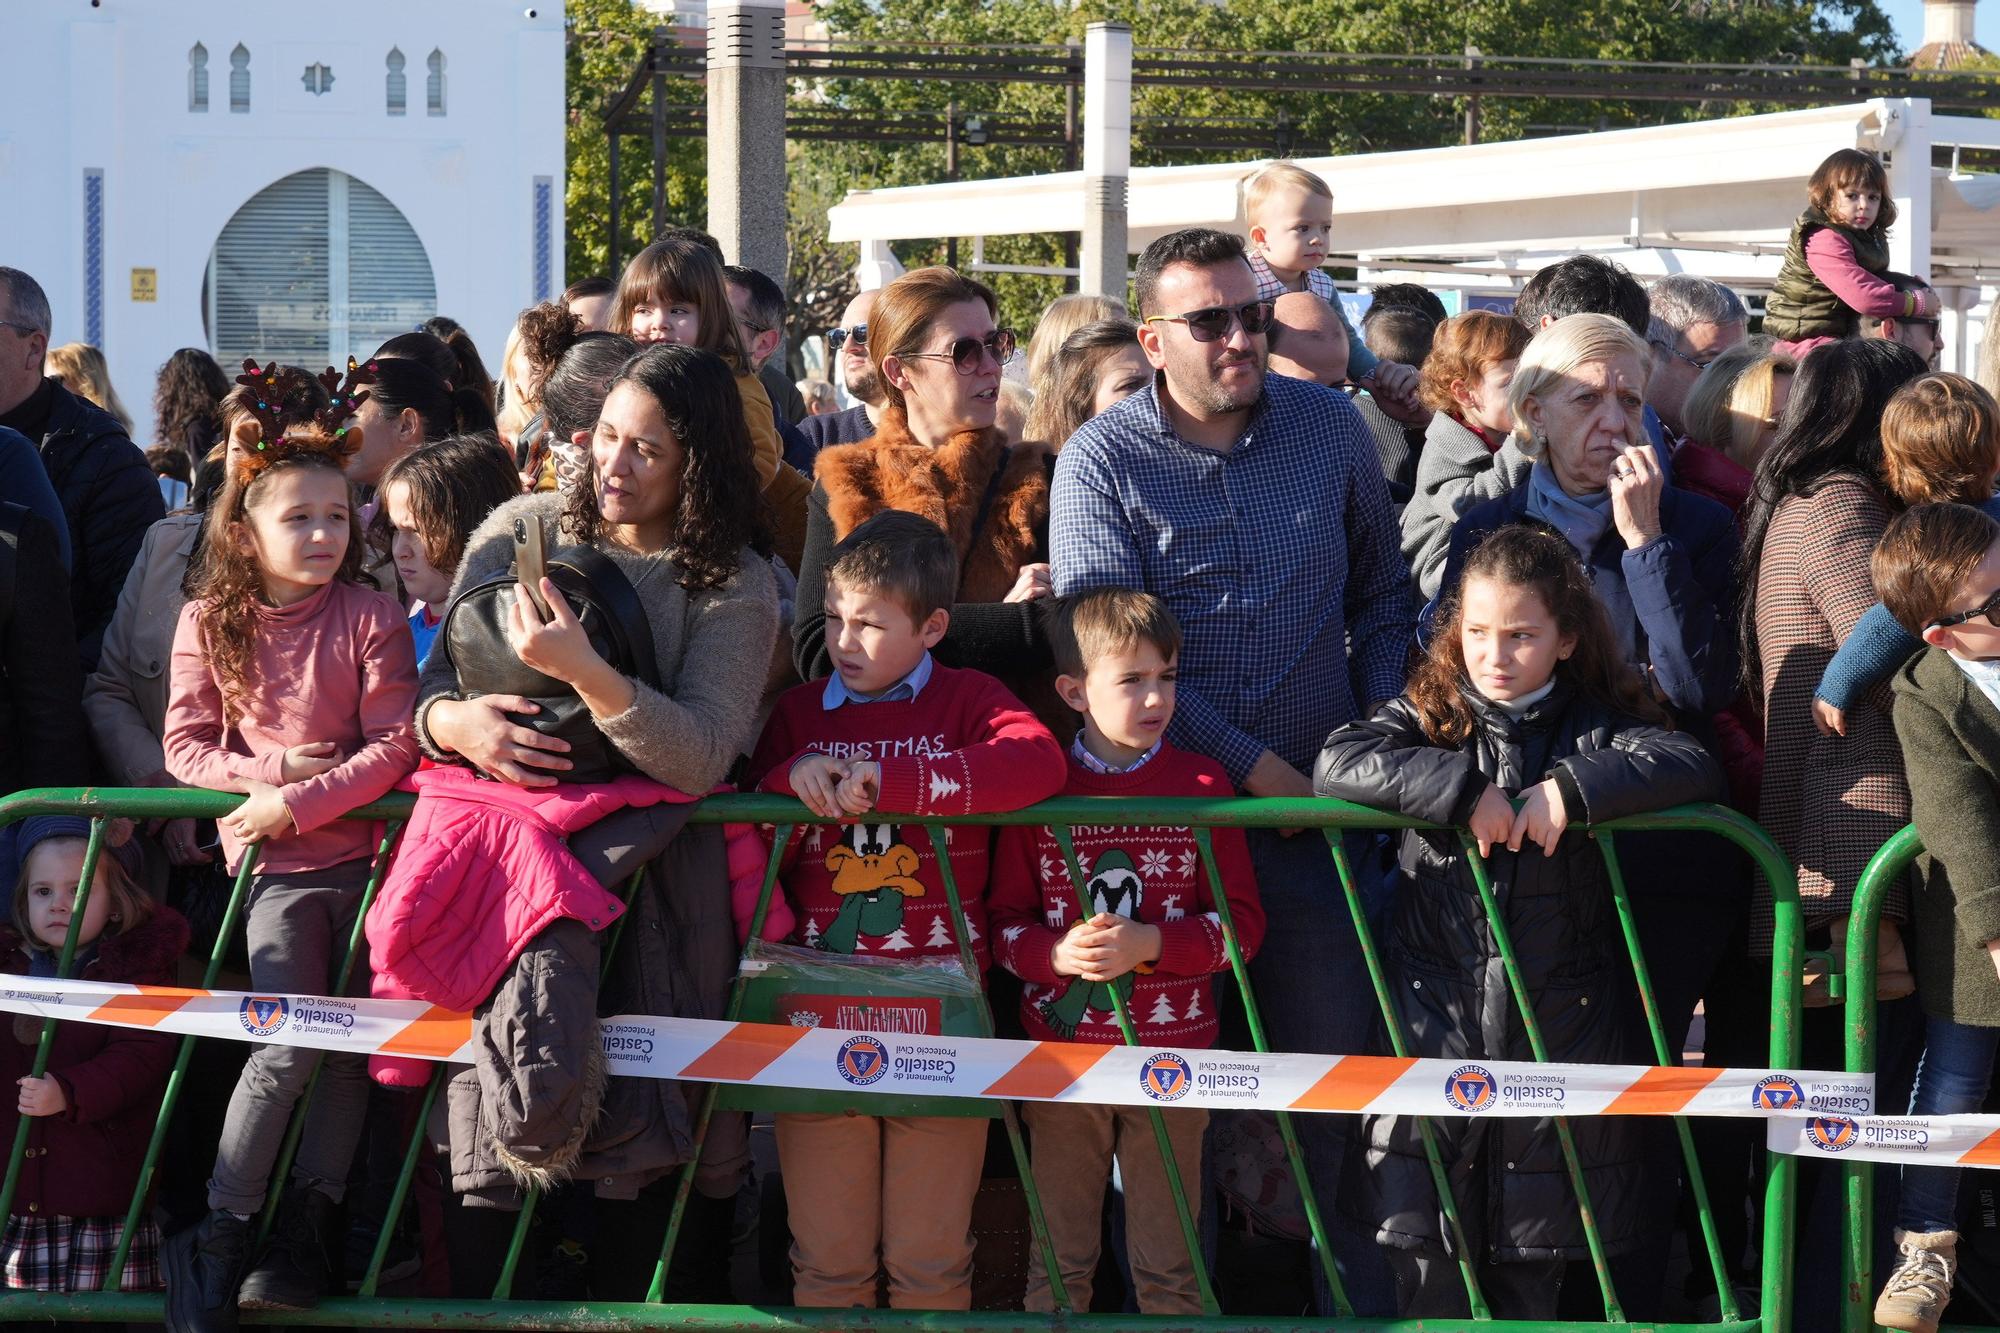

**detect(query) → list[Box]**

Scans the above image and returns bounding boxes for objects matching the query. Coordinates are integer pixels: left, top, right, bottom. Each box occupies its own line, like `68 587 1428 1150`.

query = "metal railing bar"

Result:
1321 831 1489 1320
1457 836 1625 1321
257 820 408 1244
1049 826 1218 1317
1596 832 1739 1323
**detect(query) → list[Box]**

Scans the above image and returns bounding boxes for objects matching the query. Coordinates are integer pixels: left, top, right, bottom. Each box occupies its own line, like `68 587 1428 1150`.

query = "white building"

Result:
0 0 566 445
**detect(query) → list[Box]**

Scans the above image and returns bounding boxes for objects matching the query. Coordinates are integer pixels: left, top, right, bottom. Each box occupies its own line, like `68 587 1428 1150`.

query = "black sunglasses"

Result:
902 328 1017 375
826 324 867 353
1143 301 1275 343
1930 586 2000 630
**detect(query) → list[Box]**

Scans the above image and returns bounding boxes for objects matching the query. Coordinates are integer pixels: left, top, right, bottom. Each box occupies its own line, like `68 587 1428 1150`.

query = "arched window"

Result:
426 49 445 116
229 43 250 113
203 168 437 367
385 48 406 116
188 44 208 113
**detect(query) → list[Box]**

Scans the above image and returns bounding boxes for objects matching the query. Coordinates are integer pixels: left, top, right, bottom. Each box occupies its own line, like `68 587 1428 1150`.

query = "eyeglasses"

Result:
1143 301 1274 343
1929 586 2000 630
0 320 40 339
826 324 867 354
901 328 1017 375
1648 338 1714 372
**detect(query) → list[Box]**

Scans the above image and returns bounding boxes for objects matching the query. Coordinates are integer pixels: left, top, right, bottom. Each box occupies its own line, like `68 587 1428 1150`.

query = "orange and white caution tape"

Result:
0 973 1877 1121
1765 1113 2000 1168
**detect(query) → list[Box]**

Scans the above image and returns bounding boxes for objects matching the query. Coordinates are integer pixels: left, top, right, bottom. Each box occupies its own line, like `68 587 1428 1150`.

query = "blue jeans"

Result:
1898 1014 2000 1233
1244 829 1395 1318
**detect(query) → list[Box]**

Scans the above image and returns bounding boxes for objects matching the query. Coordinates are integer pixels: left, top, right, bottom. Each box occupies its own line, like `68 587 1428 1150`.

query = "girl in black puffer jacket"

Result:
1315 523 1723 1320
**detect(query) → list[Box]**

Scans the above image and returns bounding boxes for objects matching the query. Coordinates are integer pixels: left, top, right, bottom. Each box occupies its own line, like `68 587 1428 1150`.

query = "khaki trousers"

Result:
1021 1102 1208 1315
775 1111 987 1309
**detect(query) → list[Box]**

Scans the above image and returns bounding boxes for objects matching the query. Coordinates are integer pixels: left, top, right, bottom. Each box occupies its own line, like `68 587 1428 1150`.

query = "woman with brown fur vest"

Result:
793 267 1056 683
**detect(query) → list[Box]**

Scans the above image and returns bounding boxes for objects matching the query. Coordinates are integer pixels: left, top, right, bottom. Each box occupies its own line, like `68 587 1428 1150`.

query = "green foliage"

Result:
564 0 706 285
569 0 1904 327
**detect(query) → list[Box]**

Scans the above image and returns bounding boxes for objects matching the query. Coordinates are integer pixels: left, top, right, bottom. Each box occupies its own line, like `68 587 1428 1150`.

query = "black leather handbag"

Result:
438 541 660 784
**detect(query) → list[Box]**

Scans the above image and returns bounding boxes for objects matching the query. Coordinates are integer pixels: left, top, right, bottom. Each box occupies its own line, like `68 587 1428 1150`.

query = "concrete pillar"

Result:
706 1 788 279
1080 22 1131 300
1877 97 1932 280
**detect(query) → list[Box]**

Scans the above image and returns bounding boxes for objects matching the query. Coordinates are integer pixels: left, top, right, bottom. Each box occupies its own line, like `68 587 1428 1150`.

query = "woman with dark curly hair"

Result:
407 345 777 1288
414 342 777 793
150 347 230 461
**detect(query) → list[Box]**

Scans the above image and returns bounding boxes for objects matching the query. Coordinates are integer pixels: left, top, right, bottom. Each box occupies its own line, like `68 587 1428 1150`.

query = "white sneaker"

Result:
1873 1228 1958 1333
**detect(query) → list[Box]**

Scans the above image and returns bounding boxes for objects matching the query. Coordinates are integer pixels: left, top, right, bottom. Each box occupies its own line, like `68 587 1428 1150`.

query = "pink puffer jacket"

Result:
366 766 790 1087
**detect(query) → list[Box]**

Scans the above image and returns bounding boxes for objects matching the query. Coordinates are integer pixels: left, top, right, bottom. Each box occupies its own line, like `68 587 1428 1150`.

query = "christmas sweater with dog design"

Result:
749 664 1066 969
988 744 1266 1047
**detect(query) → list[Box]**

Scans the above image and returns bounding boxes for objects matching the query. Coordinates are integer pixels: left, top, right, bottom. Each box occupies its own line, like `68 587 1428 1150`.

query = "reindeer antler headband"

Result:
232 357 378 486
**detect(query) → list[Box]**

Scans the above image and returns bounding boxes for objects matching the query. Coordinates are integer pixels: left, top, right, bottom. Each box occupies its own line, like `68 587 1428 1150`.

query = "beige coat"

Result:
83 513 202 785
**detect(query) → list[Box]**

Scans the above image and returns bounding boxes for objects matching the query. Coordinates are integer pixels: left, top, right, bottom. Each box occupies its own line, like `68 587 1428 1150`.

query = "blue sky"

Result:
1881 0 1998 53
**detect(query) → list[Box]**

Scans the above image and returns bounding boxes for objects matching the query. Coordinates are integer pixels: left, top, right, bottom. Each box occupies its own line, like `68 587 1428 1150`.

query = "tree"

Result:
925 916 956 950
1148 992 1179 1026
563 0 707 285
1184 989 1203 1021
880 926 915 951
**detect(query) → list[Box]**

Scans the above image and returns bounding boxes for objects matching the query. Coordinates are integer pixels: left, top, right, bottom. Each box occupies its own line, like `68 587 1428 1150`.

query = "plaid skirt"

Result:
0 1212 161 1292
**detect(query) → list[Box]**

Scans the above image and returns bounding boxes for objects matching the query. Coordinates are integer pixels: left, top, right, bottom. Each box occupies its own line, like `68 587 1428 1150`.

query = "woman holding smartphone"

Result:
411 343 778 1298
417 342 777 792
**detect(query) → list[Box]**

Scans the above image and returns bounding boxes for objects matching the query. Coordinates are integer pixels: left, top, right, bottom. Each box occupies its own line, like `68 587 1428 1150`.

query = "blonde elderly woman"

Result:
1434 312 1739 716
1674 341 1797 516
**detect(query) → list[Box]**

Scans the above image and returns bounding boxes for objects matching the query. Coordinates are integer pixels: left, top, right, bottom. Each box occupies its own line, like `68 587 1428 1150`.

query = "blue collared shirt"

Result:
1051 373 1414 784
821 652 935 710
1069 733 1160 775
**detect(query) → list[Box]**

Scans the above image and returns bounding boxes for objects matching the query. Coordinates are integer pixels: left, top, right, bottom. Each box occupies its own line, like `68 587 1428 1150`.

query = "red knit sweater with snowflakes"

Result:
749 664 1066 969
988 744 1265 1048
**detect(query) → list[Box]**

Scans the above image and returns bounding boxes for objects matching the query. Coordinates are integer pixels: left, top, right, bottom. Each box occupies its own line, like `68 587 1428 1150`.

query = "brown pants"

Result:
1021 1102 1208 1315
775 1111 987 1309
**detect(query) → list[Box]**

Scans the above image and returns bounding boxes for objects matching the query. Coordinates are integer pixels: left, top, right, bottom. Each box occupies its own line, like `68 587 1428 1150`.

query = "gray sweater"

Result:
1399 413 1532 600
415 492 778 794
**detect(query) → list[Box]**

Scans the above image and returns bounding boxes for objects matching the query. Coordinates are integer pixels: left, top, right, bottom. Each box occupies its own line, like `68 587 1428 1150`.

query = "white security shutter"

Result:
343 174 436 363
207 168 435 370
207 169 331 369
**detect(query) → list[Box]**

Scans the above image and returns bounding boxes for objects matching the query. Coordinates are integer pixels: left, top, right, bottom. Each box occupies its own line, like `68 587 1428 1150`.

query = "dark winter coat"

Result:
30 381 164 671
1764 206 1893 341
1 503 89 793
1313 683 1723 1261
0 908 189 1217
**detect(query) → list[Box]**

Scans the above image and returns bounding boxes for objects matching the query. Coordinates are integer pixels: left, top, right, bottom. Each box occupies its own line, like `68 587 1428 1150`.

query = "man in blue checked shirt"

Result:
1050 227 1412 1318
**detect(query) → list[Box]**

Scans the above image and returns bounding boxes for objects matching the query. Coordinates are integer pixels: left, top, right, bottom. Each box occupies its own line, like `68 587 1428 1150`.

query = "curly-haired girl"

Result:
159 368 420 1323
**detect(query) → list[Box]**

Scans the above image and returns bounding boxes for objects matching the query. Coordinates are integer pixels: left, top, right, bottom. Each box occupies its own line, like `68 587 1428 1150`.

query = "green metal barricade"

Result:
1839 826 1991 1333
0 786 1804 1331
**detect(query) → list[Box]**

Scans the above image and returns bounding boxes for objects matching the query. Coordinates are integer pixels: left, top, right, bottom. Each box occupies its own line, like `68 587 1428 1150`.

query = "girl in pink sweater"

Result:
160 363 419 1325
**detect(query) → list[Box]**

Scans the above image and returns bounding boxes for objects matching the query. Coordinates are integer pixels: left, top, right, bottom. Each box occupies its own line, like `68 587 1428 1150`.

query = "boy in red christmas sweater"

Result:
989 589 1265 1315
748 510 1064 1310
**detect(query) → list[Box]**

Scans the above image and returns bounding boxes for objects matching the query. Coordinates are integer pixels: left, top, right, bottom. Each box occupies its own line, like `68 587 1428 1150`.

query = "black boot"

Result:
237 1187 337 1311
163 1210 251 1333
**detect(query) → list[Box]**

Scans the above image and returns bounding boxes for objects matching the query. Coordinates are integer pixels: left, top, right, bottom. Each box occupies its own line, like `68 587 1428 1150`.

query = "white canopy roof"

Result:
828 100 2000 290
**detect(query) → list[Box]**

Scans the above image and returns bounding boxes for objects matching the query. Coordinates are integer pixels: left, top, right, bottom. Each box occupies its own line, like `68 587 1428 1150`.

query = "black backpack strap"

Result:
553 544 661 690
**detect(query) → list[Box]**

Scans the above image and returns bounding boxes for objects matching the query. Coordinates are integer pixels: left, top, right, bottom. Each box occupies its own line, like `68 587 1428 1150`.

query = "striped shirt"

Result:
1050 373 1413 784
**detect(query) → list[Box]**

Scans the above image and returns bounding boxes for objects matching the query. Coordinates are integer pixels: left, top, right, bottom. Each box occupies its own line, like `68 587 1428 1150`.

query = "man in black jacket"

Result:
0 267 162 670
